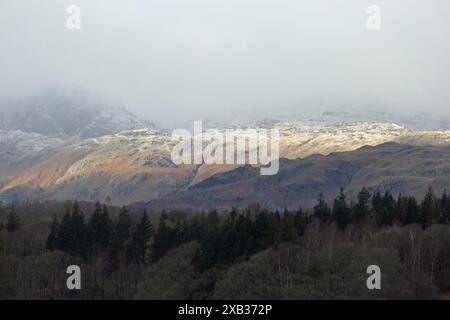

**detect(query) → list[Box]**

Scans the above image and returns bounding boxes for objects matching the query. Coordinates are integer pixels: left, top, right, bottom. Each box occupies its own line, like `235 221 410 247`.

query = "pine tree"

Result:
332 188 349 230
46 216 59 251
128 210 153 265
114 207 132 243
230 213 249 259
281 208 296 243
354 187 371 222
57 210 71 252
439 191 450 224
89 202 111 251
252 210 272 252
136 209 152 263
294 207 309 236
381 190 396 225
395 193 408 225
313 193 331 223
406 196 420 224
6 206 21 232
150 216 172 262
70 202 90 259
108 207 132 271
100 204 112 248
421 187 438 229
371 189 383 213
207 209 220 230
220 212 239 262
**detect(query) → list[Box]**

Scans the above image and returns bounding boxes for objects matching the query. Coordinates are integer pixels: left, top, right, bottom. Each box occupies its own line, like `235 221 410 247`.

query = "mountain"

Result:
0 130 64 176
214 103 450 131
0 128 236 205
0 88 153 175
146 142 450 210
1 121 450 205
0 88 153 139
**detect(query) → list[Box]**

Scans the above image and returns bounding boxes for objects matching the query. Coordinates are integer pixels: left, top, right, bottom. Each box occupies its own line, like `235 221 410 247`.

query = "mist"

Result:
1 0 450 126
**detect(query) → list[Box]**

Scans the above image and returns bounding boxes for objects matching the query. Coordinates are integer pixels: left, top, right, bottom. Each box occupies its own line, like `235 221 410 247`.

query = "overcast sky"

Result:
1 0 450 125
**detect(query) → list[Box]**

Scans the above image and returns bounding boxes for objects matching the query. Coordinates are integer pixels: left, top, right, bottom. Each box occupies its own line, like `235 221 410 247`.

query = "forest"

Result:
0 186 450 299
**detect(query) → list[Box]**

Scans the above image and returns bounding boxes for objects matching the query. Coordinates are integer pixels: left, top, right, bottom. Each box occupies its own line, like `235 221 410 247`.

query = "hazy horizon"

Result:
1 0 450 126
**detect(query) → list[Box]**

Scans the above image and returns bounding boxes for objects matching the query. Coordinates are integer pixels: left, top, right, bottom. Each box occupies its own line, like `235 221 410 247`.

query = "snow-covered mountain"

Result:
0 130 64 176
2 121 450 205
0 88 154 139
0 88 154 175
197 103 450 131
2 89 450 205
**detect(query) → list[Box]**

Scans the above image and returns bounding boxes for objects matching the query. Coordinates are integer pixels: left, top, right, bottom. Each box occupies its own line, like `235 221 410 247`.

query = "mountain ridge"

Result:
2 122 450 206
144 142 450 210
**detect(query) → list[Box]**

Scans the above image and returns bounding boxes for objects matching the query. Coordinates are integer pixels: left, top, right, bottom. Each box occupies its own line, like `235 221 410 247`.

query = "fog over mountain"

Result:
1 0 450 126
0 88 153 139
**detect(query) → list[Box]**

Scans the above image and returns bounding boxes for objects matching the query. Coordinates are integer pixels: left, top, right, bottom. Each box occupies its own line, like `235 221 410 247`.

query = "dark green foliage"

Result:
115 207 132 246
314 193 331 222
281 208 296 243
421 187 438 229
89 202 111 250
70 202 90 258
108 206 132 271
6 206 21 232
353 187 371 222
46 216 58 251
127 210 153 265
54 202 90 258
439 191 450 224
378 190 396 226
293 207 308 236
332 188 349 230
2 186 450 300
56 210 72 252
151 215 175 262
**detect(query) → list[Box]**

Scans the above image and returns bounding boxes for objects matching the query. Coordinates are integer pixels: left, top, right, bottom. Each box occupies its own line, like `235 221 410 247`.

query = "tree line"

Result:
43 202 152 273
145 186 450 272
1 186 448 272
1 186 450 299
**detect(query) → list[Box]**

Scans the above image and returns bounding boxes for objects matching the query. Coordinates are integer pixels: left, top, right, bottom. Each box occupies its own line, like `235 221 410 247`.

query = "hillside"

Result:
146 142 450 210
1 120 450 205
0 88 153 176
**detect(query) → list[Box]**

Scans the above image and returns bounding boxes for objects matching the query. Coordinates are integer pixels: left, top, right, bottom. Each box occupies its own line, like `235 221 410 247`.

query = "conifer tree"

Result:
151 215 172 262
57 210 71 252
108 206 130 272
294 207 309 236
116 206 132 244
396 193 408 225
136 209 153 263
46 216 59 251
332 188 349 230
313 193 331 223
421 187 438 229
100 204 112 248
127 210 153 265
6 205 21 232
253 210 272 252
281 209 296 243
439 191 450 224
381 190 396 225
70 202 90 258
89 202 111 251
354 187 371 222
371 189 383 214
230 213 248 259
406 196 420 225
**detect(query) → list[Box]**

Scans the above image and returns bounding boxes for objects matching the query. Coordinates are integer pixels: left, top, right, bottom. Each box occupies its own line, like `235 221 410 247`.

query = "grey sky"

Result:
1 0 450 125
